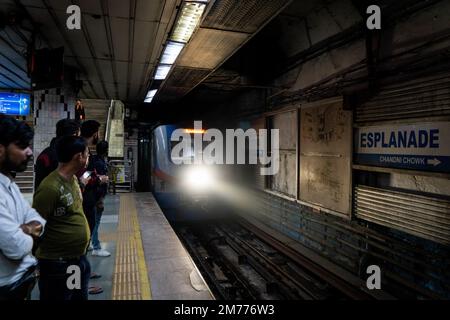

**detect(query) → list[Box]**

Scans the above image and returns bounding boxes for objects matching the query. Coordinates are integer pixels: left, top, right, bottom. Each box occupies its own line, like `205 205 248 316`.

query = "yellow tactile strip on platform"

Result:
112 194 152 300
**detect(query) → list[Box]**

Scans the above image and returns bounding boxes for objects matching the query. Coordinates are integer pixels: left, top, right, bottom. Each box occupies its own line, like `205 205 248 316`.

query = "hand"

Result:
20 221 43 238
79 175 91 186
99 175 109 184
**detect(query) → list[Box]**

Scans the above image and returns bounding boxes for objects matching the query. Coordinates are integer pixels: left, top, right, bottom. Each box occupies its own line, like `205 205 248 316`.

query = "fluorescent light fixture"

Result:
161 41 184 64
144 89 157 103
146 89 157 99
171 2 206 43
155 64 172 80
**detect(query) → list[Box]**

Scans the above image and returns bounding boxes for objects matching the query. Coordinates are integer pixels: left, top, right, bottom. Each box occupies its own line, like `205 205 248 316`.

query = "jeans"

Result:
91 205 104 250
38 255 91 301
0 266 37 301
83 204 97 234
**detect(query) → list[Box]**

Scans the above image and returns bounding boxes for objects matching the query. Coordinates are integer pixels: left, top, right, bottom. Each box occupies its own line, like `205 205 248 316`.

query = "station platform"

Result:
27 192 213 300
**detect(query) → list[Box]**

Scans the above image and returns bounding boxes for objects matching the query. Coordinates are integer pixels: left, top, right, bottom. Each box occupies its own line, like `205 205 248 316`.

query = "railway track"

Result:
174 218 373 300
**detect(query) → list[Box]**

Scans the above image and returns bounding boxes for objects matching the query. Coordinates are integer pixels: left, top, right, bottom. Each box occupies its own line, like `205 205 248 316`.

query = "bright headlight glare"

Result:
184 167 213 190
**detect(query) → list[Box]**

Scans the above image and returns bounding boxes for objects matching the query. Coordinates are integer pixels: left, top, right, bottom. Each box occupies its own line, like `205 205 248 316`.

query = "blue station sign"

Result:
354 122 450 173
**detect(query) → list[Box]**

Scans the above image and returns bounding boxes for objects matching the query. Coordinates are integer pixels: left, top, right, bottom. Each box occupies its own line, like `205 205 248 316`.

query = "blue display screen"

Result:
0 92 31 116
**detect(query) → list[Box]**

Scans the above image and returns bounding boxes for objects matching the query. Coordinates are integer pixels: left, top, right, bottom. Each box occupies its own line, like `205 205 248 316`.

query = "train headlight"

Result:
183 167 213 190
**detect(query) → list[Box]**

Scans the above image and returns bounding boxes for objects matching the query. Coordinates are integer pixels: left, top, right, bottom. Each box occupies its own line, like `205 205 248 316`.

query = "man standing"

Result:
34 119 81 190
75 99 85 121
88 141 110 257
79 120 108 237
78 120 108 294
33 136 91 300
0 116 46 300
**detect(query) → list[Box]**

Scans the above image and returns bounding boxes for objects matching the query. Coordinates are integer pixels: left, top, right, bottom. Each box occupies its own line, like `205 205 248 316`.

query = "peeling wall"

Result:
203 0 450 298
271 110 297 197
389 173 450 197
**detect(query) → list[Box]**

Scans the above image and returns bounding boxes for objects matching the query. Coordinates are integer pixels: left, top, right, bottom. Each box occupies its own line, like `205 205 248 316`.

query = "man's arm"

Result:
0 199 34 260
94 159 109 184
22 192 46 237
32 185 57 221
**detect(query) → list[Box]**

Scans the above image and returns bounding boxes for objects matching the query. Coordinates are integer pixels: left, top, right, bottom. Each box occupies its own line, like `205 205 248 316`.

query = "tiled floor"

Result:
135 193 213 300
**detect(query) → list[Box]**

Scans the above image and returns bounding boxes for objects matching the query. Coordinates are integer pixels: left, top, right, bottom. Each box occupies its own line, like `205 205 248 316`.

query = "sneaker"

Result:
92 249 111 257
87 244 94 251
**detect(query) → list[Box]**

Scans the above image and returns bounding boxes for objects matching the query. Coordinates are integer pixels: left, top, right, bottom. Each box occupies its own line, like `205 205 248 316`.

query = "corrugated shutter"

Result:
354 185 450 245
355 71 450 123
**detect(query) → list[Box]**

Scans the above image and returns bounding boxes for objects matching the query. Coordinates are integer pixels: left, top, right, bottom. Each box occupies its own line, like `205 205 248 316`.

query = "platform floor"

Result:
28 192 213 300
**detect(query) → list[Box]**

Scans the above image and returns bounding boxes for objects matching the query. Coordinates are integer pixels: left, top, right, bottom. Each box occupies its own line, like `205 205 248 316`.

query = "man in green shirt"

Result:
33 135 91 300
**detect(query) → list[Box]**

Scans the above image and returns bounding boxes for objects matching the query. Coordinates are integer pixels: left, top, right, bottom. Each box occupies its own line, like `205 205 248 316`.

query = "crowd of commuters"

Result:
0 104 111 300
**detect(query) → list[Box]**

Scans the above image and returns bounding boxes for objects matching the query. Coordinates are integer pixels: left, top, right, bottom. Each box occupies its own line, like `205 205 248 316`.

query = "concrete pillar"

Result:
32 87 76 159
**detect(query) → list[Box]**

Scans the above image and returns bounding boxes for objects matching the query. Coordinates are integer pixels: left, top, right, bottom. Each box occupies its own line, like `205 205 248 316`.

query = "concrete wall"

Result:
207 0 450 297
274 0 450 94
389 173 450 197
271 110 297 197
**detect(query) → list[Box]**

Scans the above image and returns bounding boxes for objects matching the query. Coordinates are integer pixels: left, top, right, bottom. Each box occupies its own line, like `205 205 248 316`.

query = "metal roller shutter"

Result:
354 185 450 245
355 71 450 123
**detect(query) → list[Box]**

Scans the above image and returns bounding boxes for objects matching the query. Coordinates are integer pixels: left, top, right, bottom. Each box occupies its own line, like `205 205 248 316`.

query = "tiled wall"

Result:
33 87 75 158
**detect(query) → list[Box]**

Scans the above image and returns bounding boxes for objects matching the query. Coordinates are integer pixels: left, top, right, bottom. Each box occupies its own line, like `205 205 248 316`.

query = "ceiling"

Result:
0 0 178 102
154 0 292 103
0 0 293 105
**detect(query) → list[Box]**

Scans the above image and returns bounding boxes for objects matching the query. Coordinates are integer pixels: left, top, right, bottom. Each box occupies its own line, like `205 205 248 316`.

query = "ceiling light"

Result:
155 64 172 80
144 89 157 103
171 2 206 43
146 89 157 99
161 41 185 64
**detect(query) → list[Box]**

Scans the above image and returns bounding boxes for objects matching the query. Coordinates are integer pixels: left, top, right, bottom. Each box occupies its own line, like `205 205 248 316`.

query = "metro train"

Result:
150 124 220 221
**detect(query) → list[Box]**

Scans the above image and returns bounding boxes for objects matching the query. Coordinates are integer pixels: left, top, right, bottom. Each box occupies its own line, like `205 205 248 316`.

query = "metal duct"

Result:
156 0 292 102
202 0 289 33
354 185 450 245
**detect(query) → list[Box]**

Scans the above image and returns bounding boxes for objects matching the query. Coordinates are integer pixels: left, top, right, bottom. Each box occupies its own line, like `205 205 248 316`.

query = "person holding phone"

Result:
76 120 108 294
33 136 91 300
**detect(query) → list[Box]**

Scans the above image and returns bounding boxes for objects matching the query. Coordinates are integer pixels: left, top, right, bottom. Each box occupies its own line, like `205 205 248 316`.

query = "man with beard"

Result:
0 116 46 300
33 136 91 300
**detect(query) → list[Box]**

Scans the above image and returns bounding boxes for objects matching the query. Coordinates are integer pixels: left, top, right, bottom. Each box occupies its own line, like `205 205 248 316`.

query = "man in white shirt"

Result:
0 116 46 300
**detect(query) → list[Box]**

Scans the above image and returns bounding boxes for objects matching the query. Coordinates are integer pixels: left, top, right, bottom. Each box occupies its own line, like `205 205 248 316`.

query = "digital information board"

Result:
0 92 31 116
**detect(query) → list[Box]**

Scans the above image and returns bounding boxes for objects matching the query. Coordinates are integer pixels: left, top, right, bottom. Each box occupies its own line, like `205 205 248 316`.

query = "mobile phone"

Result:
82 171 92 179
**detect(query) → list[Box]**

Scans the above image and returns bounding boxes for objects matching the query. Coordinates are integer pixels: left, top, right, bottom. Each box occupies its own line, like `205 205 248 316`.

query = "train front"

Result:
150 125 222 221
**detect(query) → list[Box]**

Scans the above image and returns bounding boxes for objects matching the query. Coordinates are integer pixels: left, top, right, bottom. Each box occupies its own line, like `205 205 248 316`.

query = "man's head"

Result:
0 116 34 173
56 119 81 137
96 140 109 157
56 136 89 170
81 120 100 145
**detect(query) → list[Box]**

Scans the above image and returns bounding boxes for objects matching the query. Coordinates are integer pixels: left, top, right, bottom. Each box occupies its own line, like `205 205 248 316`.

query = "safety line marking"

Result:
112 194 152 300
